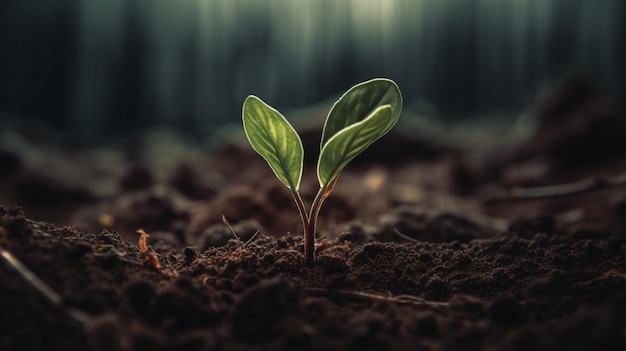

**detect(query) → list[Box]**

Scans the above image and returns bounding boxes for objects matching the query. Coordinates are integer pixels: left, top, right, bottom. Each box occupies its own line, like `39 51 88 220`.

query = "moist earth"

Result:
1 76 626 350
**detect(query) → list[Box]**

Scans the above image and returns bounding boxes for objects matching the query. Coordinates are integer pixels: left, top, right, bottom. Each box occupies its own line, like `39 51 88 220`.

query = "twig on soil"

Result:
222 215 259 247
244 230 260 246
0 245 92 325
1 237 133 348
487 172 626 202
394 228 420 243
222 215 240 241
305 287 448 308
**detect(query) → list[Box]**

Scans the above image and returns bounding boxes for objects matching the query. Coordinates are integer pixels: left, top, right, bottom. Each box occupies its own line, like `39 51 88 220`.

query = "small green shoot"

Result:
242 78 402 265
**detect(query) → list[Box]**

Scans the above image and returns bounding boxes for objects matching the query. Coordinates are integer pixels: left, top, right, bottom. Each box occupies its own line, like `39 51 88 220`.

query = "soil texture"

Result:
2 76 626 350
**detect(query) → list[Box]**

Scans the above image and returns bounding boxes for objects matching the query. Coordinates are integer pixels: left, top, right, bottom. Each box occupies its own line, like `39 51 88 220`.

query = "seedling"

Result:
242 78 402 265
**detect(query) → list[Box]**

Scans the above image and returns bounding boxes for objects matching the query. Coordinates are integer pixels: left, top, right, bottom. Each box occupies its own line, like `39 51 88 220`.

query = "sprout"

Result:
242 78 402 265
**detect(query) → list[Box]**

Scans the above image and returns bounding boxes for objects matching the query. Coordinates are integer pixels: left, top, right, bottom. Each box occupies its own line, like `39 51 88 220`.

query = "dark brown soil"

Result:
2 77 626 350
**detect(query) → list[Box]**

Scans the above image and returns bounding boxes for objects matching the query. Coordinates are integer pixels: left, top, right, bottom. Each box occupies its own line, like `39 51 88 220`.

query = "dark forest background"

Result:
1 0 624 138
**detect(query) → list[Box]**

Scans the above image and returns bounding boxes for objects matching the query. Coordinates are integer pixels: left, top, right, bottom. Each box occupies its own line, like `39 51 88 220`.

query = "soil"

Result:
2 76 626 350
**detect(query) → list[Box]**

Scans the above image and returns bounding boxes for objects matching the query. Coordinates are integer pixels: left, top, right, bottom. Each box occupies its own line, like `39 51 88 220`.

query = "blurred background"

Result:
1 0 624 139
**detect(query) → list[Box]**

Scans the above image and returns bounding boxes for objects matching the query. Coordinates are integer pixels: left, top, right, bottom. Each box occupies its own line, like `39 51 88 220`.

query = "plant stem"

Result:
291 188 309 228
306 183 334 265
304 175 340 266
289 187 319 265
291 187 318 266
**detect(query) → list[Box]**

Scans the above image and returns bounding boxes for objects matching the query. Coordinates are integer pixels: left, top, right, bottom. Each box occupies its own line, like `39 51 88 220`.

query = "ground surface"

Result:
1 75 626 350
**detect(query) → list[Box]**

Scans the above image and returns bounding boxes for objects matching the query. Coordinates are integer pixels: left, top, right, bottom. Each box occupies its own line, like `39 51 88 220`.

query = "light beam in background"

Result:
1 0 624 136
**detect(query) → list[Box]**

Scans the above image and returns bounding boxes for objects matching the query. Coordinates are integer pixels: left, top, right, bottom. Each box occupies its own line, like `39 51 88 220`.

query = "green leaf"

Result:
317 105 394 187
242 95 303 190
321 78 402 149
